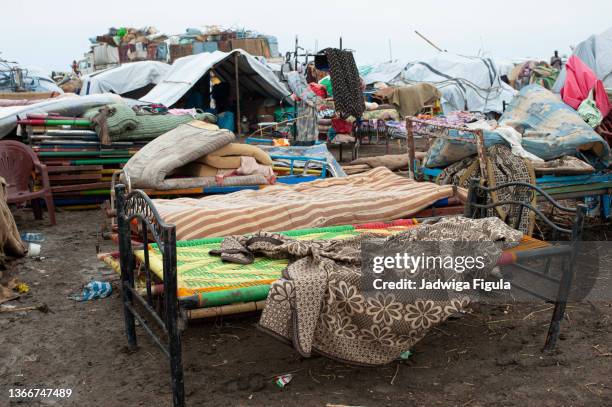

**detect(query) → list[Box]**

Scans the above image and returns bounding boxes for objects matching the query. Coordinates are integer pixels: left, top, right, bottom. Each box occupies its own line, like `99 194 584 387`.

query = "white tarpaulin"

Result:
553 27 612 92
397 54 516 114
80 61 170 96
140 49 291 106
361 54 516 114
360 60 408 85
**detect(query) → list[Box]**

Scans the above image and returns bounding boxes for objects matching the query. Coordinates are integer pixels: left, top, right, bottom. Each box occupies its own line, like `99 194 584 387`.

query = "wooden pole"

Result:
234 52 241 138
407 118 416 180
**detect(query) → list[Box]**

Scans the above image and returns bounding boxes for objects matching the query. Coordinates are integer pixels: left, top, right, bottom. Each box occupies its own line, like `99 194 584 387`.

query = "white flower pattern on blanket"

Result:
213 217 523 365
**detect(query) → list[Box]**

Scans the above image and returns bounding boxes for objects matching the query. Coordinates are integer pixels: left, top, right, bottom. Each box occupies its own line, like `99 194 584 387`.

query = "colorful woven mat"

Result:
137 222 418 298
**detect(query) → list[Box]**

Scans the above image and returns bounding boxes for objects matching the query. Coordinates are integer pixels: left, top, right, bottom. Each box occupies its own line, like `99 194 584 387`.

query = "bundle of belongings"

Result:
437 144 536 235
373 83 441 118
123 121 275 190
176 142 275 184
152 167 458 240
210 216 523 365
84 102 217 144
558 55 611 128
423 85 611 170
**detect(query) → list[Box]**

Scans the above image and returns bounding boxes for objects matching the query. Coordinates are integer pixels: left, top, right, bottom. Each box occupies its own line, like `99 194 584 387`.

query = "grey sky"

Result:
2 0 611 72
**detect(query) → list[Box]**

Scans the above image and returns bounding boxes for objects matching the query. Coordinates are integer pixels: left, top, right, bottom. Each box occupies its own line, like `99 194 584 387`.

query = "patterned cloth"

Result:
438 145 536 235
70 281 112 301
286 71 319 142
210 217 522 365
325 48 365 119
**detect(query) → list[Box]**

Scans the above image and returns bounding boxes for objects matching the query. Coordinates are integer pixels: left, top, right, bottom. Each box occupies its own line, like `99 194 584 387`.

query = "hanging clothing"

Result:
286 71 319 142
324 48 365 118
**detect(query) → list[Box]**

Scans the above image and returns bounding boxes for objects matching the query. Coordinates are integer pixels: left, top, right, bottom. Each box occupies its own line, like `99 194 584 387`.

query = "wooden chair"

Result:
0 140 56 225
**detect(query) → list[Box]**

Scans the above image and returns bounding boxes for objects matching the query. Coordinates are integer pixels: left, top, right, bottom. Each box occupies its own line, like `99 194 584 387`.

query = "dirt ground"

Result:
1 207 610 407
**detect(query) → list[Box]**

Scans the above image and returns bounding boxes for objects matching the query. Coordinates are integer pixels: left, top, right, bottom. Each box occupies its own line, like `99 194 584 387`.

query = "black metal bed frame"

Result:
115 184 184 406
114 179 586 407
464 178 587 351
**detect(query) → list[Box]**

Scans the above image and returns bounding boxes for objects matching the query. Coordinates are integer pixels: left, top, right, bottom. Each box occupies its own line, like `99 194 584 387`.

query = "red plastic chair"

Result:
0 140 56 225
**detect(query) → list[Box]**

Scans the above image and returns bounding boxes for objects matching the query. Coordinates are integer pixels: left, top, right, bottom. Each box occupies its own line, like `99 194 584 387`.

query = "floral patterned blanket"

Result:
212 217 523 365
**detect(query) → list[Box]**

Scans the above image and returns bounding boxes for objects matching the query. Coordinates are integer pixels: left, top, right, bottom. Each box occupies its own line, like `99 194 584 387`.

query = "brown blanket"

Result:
154 168 459 240
375 84 441 118
212 217 522 365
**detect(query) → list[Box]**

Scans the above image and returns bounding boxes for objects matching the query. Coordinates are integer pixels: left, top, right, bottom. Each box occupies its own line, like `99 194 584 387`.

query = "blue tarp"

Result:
424 85 611 168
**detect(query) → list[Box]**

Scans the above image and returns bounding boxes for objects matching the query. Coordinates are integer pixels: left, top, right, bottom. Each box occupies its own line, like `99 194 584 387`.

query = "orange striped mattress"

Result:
152 167 460 240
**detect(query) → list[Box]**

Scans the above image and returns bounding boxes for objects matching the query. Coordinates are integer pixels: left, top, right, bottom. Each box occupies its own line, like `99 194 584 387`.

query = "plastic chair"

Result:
0 140 56 225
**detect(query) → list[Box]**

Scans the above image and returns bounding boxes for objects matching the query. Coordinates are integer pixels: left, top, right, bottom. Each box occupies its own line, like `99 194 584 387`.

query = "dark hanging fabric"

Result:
324 48 365 118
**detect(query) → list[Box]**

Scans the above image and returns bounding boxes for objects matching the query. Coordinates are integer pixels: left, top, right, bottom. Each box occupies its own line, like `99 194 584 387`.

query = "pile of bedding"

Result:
123 121 275 190
176 143 275 184
84 103 216 142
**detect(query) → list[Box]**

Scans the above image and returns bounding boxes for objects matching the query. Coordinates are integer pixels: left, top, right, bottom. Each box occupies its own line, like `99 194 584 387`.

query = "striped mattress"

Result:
153 167 459 240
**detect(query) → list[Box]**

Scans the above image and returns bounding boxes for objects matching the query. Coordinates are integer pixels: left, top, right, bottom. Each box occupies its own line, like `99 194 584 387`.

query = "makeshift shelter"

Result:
140 50 291 135
360 54 516 114
553 27 612 92
80 61 171 99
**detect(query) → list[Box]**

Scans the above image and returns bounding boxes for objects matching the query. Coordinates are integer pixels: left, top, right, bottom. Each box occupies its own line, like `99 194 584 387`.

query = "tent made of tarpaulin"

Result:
361 54 516 114
140 49 291 107
80 61 171 98
359 60 408 85
553 27 612 93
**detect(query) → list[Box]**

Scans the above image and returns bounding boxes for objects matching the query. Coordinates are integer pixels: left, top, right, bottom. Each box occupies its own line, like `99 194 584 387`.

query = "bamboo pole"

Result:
234 52 241 138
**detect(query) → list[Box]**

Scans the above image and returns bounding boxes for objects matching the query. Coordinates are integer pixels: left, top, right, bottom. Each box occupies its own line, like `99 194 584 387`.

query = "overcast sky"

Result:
2 0 611 72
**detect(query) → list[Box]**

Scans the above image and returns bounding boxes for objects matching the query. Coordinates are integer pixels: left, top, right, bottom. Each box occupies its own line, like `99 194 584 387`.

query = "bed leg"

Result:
163 226 185 407
543 260 574 351
116 184 138 350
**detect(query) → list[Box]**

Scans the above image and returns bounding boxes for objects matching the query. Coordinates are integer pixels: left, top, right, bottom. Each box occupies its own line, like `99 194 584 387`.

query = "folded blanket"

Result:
532 155 595 175
203 143 272 169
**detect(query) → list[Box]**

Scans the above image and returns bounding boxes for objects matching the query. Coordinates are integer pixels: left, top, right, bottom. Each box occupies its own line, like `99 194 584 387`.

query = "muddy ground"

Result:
1 209 610 407
1 142 611 407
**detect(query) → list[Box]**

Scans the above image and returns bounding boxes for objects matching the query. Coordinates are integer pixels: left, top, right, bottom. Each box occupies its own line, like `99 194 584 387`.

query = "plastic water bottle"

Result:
21 233 45 243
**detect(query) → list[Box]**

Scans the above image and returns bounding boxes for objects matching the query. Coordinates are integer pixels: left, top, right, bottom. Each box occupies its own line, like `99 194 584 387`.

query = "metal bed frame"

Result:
406 116 488 181
464 178 587 351
114 179 586 407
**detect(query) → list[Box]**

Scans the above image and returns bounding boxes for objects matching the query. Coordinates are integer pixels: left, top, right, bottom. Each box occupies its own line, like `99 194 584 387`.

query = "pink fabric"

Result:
215 157 275 185
561 55 611 117
308 83 327 98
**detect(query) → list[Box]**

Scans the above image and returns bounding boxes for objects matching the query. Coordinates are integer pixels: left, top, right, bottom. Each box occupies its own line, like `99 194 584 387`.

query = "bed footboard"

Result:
115 184 184 407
